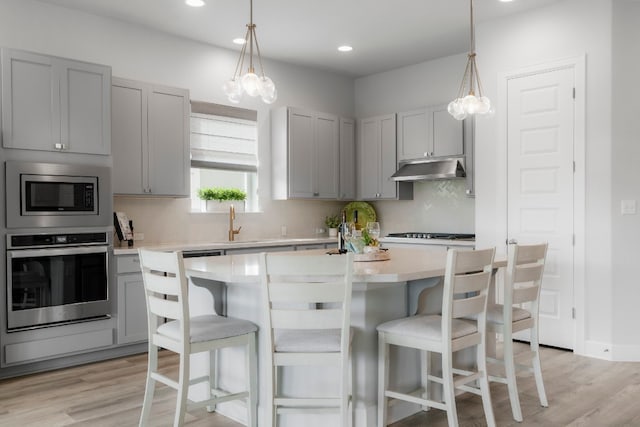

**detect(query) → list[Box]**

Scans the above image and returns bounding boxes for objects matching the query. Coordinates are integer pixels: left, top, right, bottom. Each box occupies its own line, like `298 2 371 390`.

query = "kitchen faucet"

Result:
228 205 241 241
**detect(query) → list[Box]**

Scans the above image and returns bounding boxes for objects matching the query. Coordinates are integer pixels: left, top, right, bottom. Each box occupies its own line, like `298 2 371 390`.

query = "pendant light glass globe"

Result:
258 76 275 97
448 0 492 120
261 87 277 104
447 98 467 120
241 72 261 97
223 78 244 104
223 0 276 104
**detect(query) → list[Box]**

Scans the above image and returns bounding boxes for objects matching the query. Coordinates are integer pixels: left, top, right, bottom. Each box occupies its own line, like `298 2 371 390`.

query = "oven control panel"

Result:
8 232 108 249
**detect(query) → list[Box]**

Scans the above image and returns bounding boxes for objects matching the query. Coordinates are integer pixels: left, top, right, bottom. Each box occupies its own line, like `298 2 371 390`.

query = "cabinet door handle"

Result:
54 142 63 150
507 238 518 245
313 192 319 197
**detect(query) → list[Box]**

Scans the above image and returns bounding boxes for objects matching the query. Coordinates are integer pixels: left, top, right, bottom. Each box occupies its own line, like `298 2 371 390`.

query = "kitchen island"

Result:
183 247 505 427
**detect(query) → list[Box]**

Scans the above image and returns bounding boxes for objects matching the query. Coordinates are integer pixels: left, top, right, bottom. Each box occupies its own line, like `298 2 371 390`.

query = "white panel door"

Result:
507 67 575 349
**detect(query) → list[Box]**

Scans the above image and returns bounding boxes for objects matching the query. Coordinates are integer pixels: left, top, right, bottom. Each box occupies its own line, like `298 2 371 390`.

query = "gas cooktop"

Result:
386 232 475 240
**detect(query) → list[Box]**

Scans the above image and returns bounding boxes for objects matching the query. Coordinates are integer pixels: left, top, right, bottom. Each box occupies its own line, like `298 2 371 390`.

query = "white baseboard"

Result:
610 344 640 362
583 340 640 361
583 340 613 360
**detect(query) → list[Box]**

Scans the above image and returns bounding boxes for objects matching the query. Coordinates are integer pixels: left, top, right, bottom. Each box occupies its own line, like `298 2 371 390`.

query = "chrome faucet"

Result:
228 205 242 241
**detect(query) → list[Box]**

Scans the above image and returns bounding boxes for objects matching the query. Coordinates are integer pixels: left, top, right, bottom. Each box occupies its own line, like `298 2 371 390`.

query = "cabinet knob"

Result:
313 192 319 197
424 151 428 157
54 142 64 150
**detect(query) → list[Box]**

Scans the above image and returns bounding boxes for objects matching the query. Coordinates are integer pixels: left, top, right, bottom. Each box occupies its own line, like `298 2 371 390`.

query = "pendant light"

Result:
222 0 277 104
448 0 492 120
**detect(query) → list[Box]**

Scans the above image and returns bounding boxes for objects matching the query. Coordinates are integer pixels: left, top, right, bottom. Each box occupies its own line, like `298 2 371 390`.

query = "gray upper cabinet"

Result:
397 103 463 162
1 48 111 155
272 106 339 200
339 117 356 200
358 114 412 200
111 77 190 197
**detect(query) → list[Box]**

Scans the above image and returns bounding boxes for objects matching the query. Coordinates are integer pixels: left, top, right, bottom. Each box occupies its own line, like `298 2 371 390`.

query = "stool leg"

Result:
504 338 523 422
139 344 158 427
420 350 431 411
477 335 496 427
247 333 258 427
377 333 389 427
174 352 189 427
206 349 218 412
531 329 548 407
441 349 458 427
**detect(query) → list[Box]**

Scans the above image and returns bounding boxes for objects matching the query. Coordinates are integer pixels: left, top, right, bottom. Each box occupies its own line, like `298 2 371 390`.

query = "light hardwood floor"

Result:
1 343 639 426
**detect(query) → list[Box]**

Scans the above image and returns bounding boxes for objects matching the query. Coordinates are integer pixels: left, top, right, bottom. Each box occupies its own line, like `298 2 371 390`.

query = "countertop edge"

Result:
113 237 337 256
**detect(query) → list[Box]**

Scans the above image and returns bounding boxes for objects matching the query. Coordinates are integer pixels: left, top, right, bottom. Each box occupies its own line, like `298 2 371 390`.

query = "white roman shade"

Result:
190 102 258 173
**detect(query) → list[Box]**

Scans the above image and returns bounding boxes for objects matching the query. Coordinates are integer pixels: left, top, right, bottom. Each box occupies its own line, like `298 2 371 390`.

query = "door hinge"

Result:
573 161 576 173
572 87 576 99
572 307 576 319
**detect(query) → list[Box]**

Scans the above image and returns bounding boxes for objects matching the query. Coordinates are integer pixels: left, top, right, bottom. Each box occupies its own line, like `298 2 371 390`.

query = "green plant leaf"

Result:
197 187 247 201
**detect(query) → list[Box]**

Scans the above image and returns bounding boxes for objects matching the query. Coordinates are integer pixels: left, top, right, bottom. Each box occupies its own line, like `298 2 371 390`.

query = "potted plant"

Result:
325 214 341 237
197 187 247 212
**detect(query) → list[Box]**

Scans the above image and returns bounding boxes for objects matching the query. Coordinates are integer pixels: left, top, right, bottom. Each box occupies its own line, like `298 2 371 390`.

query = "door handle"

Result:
506 238 518 245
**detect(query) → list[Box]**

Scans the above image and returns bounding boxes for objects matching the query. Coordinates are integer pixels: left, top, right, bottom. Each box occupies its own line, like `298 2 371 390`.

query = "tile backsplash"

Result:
114 179 474 245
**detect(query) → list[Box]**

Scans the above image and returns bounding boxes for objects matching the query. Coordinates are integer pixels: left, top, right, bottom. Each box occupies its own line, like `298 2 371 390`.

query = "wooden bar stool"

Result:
377 248 496 427
259 252 354 427
138 249 258 427
486 242 549 421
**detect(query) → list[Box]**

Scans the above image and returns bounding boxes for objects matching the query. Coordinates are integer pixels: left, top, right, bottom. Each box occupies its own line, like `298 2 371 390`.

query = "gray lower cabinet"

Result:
1 319 114 367
116 254 148 344
112 77 190 196
1 48 111 155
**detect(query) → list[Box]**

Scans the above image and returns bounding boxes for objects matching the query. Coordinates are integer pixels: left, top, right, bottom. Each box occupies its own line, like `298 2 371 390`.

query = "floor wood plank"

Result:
1 344 639 426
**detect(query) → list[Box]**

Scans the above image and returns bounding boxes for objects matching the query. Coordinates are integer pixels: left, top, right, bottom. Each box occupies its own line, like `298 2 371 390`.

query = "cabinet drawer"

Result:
5 328 113 364
117 255 142 274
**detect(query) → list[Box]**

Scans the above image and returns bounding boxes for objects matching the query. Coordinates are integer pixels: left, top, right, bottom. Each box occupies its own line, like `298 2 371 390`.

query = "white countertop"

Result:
113 237 336 255
184 247 507 284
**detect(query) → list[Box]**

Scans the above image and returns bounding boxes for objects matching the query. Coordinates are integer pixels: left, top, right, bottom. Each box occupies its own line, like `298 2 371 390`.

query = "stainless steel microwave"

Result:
21 173 98 216
6 161 112 228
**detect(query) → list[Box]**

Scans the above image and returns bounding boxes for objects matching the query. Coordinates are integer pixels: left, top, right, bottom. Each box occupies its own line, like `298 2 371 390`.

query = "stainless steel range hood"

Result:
390 157 466 182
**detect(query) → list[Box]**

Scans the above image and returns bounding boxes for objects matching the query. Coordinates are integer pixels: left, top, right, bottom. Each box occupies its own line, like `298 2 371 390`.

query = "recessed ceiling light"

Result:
185 0 205 7
233 38 247 45
338 45 353 52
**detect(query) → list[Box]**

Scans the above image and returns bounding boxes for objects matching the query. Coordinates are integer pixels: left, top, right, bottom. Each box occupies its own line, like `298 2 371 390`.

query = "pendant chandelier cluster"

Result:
222 0 277 104
448 0 492 120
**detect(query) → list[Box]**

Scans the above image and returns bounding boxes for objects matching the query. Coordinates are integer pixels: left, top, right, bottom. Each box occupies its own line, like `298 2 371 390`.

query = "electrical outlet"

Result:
133 232 144 241
621 200 637 215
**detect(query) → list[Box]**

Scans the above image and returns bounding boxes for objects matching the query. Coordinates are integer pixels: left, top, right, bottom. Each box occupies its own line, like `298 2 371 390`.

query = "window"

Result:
190 102 259 212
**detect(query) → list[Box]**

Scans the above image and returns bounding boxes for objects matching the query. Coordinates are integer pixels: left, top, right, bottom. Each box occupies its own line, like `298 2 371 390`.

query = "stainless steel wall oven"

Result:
6 231 111 331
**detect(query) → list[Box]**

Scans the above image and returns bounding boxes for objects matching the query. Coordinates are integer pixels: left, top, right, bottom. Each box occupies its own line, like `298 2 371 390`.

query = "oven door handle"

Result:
7 246 109 259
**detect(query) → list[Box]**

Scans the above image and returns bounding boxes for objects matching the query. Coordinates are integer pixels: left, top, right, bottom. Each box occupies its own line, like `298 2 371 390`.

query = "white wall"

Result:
354 54 476 235
475 0 615 357
0 0 353 243
611 0 640 357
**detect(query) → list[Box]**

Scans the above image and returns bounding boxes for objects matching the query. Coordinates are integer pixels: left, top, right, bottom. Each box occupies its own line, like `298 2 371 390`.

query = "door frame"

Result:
496 55 586 354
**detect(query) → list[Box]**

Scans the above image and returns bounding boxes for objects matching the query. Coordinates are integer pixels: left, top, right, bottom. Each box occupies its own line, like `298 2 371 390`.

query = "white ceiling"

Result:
35 0 563 77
